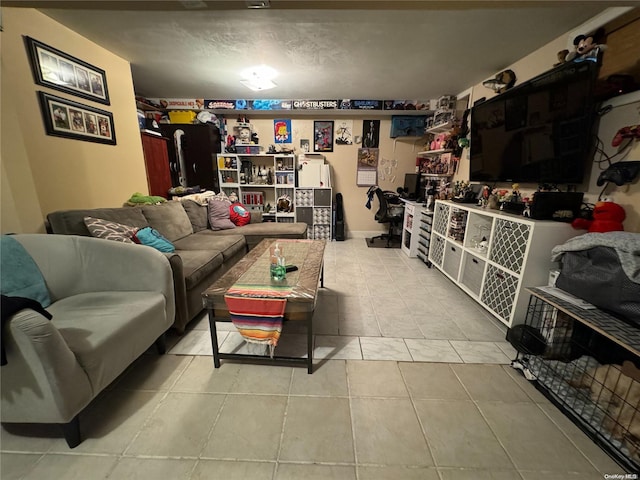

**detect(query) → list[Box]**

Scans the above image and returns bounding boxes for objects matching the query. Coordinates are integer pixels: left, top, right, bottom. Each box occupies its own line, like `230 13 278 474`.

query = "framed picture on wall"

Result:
25 36 111 105
314 121 334 152
38 91 116 145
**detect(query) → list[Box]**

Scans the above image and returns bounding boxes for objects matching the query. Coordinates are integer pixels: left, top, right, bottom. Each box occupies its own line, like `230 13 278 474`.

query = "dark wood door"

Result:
141 133 172 198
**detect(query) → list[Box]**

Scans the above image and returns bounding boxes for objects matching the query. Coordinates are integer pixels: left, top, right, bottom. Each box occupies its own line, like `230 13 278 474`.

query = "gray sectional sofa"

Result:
46 200 308 332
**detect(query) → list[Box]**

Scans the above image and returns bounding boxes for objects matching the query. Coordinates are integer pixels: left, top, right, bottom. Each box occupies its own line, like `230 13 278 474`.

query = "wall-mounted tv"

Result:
469 61 600 184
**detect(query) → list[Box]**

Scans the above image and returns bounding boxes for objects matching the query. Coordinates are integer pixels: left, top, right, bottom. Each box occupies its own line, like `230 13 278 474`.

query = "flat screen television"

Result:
469 60 600 184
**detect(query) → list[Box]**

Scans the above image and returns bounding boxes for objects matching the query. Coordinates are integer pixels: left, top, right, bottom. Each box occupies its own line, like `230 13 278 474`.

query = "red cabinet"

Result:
141 133 172 198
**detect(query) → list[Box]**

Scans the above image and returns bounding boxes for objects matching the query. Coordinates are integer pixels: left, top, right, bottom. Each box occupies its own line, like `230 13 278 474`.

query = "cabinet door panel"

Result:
141 133 172 198
432 203 450 235
442 241 463 280
461 252 486 297
489 219 531 274
429 234 446 268
481 264 519 322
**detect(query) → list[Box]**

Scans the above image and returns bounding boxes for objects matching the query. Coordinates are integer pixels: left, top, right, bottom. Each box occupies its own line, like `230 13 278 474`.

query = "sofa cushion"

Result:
47 207 149 236
220 222 308 249
208 194 235 231
48 291 166 392
174 232 246 262
133 227 175 253
181 199 209 232
84 217 138 243
142 201 193 242
229 202 251 227
175 250 224 289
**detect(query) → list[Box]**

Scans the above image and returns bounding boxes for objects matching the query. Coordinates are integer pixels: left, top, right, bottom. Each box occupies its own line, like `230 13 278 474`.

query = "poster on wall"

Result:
356 148 379 186
314 121 334 152
335 120 353 145
274 119 292 143
362 119 380 148
25 36 110 105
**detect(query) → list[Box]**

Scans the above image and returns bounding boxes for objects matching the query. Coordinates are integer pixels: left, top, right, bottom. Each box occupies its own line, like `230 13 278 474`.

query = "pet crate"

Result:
509 287 640 472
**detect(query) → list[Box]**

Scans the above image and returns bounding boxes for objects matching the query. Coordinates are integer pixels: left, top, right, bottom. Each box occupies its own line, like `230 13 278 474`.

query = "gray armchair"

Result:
1 234 175 447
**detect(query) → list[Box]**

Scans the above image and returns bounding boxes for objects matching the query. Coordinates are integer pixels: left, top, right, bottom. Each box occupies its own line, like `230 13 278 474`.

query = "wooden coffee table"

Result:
202 238 325 374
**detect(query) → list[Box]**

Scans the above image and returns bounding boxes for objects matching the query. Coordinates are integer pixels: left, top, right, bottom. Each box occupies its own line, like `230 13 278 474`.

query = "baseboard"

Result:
349 230 387 239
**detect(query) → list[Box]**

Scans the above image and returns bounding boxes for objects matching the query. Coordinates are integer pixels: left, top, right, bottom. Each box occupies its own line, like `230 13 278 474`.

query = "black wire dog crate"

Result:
509 287 640 472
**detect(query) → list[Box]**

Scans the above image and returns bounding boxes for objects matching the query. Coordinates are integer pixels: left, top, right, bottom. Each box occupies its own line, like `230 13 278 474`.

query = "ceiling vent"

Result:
246 1 270 8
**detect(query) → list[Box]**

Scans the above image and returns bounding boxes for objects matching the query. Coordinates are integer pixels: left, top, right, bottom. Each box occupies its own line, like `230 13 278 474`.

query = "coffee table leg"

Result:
307 315 313 374
208 309 221 368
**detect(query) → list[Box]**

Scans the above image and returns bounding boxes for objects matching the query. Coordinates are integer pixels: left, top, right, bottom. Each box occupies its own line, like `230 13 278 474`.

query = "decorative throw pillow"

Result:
1 235 51 307
181 199 209 232
132 227 175 253
229 202 251 227
208 193 235 231
84 217 138 243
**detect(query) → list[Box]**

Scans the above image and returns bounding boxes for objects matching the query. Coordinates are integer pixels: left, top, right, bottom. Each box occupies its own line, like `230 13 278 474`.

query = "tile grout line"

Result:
120 355 192 458
345 360 362 480
447 364 526 479
534 398 610 475
398 361 438 470
272 367 295 480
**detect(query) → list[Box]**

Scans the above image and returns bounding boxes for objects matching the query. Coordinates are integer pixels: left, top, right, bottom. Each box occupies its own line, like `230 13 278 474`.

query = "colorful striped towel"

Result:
224 284 292 356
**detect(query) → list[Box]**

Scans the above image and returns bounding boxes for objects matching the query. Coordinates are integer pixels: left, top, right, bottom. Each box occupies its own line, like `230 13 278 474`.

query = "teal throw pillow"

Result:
0 235 51 307
133 227 175 253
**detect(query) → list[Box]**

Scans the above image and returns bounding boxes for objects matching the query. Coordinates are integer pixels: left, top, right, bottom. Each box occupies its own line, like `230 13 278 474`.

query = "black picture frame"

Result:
38 91 116 145
25 36 110 105
314 121 334 152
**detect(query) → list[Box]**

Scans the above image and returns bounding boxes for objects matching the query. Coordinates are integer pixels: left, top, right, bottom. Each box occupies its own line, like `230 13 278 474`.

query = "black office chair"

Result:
368 187 403 247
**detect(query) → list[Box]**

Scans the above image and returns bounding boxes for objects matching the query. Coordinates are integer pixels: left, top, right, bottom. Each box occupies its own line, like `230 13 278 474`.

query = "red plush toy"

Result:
572 201 625 233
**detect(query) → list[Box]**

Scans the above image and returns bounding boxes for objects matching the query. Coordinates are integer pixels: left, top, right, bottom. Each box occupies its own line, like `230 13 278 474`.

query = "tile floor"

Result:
168 237 515 363
1 239 629 479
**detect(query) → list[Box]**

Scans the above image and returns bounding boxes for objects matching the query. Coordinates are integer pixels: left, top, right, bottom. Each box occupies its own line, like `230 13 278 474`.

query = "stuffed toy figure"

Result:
572 201 625 233
565 28 606 62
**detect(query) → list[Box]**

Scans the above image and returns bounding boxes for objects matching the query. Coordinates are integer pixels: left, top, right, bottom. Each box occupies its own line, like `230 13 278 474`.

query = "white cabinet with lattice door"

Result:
428 200 579 327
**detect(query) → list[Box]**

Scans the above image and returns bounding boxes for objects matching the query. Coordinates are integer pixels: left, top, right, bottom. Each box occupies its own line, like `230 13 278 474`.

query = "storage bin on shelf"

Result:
168 110 197 124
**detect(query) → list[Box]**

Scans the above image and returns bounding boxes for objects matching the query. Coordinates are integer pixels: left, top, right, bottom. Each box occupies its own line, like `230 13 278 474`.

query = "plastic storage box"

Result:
168 110 196 124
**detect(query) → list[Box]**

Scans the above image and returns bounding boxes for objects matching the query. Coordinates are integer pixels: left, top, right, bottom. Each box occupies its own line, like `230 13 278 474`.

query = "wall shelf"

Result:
417 149 453 157
426 121 455 134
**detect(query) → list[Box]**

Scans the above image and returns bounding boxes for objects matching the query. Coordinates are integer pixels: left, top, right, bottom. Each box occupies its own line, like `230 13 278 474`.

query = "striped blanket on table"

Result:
224 284 293 356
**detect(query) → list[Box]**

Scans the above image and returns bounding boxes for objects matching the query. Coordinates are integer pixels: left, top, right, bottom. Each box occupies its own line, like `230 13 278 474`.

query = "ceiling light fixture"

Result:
246 1 270 8
240 78 277 91
240 65 278 91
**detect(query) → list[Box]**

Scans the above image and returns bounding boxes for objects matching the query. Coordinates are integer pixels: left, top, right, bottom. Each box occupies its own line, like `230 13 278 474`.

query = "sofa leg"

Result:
155 333 167 354
61 415 81 448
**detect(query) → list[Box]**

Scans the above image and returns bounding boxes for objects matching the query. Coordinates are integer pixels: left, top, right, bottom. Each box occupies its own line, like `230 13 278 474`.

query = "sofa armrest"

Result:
15 235 175 322
1 309 93 424
163 252 189 332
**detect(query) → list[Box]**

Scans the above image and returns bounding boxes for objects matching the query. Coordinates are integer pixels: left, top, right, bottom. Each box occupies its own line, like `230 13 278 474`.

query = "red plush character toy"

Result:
572 201 625 233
